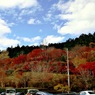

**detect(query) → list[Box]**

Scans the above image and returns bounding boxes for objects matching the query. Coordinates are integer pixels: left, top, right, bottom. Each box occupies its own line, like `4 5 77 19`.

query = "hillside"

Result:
0 32 95 91
4 32 95 58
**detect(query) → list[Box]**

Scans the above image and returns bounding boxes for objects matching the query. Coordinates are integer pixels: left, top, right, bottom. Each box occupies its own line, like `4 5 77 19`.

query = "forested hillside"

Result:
0 33 95 92
5 32 95 58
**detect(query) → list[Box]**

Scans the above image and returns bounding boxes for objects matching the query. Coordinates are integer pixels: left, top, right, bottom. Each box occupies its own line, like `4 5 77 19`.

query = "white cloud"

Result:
15 36 41 47
27 19 35 24
19 7 42 17
32 36 41 42
0 37 20 47
19 9 34 16
17 36 41 43
42 35 64 45
27 18 41 25
0 0 39 9
43 13 52 21
23 37 31 42
23 36 41 42
53 0 95 36
17 36 41 46
0 0 41 24
0 19 11 36
0 18 20 50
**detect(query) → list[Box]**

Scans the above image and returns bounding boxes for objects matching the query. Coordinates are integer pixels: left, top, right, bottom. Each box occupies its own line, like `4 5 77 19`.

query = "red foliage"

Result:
50 49 66 61
58 66 66 73
77 61 95 76
49 66 55 72
13 54 27 64
23 64 30 71
77 46 91 58
27 49 42 59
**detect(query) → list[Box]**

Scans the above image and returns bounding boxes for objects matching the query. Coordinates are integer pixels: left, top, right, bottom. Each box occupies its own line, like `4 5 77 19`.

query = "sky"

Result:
0 0 95 50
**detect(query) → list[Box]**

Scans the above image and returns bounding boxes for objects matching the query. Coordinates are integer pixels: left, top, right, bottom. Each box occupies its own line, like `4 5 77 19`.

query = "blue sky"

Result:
0 0 95 50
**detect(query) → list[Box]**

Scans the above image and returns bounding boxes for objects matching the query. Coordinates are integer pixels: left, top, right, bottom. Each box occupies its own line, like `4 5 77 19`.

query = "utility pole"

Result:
66 48 70 93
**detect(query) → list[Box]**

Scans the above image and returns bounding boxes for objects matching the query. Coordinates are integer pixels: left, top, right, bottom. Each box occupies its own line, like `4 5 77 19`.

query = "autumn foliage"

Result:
0 46 95 91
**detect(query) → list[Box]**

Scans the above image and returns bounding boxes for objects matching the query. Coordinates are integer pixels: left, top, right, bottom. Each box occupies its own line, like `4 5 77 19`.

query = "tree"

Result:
54 84 70 93
20 72 31 87
0 50 9 59
0 68 6 87
77 63 94 89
